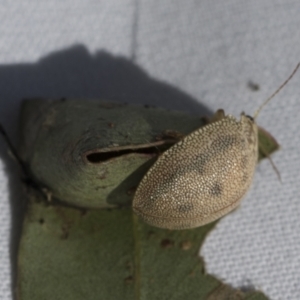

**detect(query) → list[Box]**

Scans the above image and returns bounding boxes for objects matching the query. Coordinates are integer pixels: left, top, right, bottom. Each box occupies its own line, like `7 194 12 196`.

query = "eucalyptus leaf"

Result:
19 99 205 208
18 190 268 300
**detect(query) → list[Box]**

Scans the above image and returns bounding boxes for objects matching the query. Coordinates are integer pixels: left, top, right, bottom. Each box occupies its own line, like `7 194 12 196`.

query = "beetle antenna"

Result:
254 63 300 119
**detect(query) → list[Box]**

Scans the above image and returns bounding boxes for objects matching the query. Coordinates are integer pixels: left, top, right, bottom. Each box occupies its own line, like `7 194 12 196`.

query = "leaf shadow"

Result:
0 44 211 298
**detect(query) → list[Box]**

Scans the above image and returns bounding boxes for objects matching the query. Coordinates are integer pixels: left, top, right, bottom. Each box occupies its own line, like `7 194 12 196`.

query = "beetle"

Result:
133 64 299 230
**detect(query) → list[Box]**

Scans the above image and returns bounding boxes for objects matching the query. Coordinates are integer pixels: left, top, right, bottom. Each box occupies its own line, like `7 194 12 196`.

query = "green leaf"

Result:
18 191 268 300
19 99 205 208
257 126 279 161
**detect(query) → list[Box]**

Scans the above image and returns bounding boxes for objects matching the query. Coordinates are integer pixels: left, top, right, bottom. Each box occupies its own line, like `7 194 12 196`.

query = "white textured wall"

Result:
1 1 300 299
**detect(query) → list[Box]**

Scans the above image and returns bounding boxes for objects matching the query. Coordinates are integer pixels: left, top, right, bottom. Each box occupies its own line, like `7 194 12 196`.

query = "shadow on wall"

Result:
0 44 211 298
0 44 210 140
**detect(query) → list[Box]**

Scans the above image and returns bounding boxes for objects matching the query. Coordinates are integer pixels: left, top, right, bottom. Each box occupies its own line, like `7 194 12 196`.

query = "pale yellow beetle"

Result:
133 64 299 230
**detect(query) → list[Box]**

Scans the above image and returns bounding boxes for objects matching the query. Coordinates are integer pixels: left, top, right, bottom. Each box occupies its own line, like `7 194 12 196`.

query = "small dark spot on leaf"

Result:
125 261 133 271
147 231 155 239
160 239 174 249
80 209 87 217
124 275 134 284
38 218 44 225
